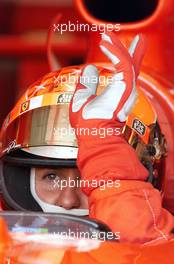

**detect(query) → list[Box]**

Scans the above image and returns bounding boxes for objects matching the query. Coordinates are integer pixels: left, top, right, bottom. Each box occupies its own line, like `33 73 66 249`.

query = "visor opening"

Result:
84 0 159 22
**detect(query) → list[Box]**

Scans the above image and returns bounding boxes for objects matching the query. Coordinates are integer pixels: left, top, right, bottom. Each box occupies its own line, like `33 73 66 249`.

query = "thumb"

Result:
71 64 99 113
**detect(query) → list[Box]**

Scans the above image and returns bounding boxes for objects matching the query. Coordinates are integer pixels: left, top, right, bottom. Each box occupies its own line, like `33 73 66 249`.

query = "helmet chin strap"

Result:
30 168 89 216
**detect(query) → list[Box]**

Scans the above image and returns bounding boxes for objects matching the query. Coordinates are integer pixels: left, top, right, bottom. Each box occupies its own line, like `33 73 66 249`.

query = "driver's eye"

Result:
44 173 60 181
48 174 57 180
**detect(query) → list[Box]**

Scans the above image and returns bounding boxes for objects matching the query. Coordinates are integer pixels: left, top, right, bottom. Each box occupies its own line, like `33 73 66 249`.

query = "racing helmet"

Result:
0 64 166 212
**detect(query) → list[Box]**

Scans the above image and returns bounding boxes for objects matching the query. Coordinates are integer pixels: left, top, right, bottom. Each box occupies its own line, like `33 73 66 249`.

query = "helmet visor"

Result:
1 104 77 158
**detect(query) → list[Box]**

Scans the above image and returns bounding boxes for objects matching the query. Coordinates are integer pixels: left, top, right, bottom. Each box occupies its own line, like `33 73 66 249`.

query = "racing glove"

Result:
70 32 148 195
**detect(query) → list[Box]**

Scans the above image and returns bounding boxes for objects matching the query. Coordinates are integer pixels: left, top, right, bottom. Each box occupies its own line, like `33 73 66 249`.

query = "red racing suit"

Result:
69 32 174 244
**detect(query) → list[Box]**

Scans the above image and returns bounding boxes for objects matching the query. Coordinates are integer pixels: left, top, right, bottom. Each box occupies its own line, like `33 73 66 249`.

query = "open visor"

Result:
0 104 78 159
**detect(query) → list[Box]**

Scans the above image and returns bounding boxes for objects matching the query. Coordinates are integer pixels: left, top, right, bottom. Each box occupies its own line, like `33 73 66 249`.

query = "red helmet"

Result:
0 64 165 211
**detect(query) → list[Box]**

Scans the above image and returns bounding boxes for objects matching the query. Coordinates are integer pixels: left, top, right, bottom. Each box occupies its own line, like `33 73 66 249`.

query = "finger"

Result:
71 64 99 113
102 32 127 52
117 80 137 122
100 42 120 65
100 40 132 71
79 64 99 91
82 72 126 120
129 34 147 78
101 33 113 44
100 31 125 65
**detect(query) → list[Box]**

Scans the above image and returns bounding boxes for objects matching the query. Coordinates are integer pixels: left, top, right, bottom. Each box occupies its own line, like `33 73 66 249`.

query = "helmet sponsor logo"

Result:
132 119 146 136
11 226 48 234
20 100 30 113
57 93 72 104
2 140 21 154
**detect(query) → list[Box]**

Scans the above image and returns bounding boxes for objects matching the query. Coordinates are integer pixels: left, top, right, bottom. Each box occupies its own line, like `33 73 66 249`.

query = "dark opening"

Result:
84 0 159 22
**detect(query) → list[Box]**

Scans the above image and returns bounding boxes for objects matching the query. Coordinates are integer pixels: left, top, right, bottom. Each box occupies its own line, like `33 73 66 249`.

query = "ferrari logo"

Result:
20 101 30 113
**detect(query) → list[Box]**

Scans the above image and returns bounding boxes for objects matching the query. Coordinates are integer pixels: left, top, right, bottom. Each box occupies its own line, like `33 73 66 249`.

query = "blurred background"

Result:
0 0 88 125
